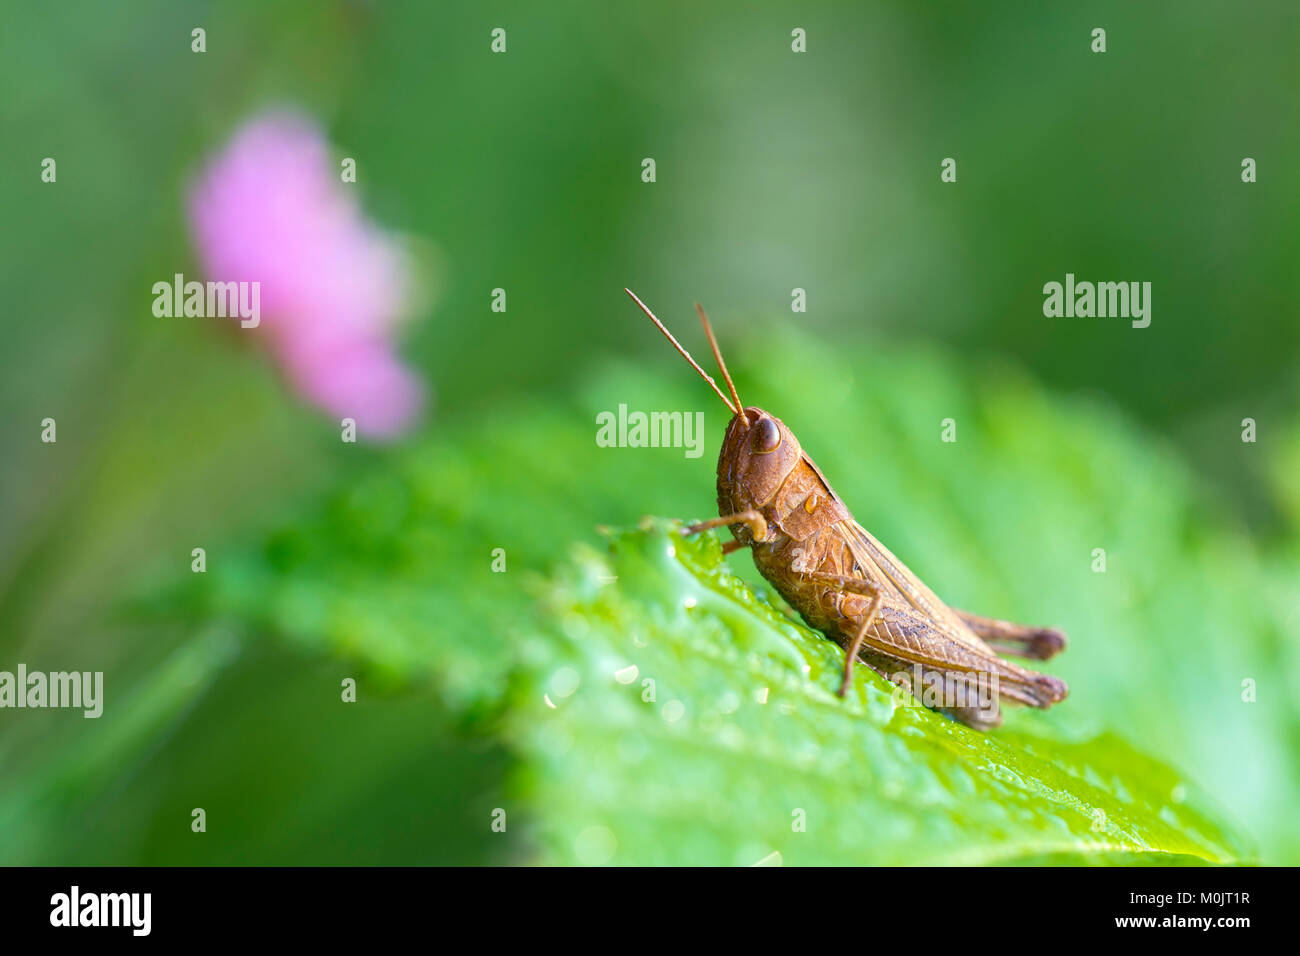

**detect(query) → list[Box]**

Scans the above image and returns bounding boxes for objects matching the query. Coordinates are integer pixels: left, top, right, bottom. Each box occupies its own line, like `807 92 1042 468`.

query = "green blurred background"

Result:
1 1 1297 864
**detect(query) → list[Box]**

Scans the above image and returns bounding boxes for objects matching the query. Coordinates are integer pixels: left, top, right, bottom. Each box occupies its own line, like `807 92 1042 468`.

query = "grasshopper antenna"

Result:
694 302 742 415
625 288 738 416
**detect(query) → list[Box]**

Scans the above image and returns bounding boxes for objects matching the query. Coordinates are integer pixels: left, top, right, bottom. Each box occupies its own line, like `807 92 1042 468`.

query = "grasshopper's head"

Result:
717 406 802 513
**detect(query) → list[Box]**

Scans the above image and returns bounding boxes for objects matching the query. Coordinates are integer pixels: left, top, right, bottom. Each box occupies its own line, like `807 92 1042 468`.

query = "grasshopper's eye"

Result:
752 417 781 454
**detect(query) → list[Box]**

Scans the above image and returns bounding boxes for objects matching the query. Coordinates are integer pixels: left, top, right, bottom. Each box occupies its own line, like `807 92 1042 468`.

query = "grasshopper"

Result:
626 289 1068 730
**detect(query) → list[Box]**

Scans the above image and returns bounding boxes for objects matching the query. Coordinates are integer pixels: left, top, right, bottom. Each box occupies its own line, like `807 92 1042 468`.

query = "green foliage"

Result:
508 520 1246 864
66 327 1285 865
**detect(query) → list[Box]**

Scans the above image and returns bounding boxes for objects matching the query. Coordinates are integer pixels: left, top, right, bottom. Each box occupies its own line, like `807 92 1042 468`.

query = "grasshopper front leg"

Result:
803 572 884 697
684 510 768 549
952 609 1067 660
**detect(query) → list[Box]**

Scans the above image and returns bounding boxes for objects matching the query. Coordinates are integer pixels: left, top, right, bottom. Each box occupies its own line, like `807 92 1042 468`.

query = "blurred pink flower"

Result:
188 109 426 439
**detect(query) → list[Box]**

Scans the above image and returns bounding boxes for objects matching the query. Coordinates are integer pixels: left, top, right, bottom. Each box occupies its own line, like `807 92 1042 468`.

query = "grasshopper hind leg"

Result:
937 672 1003 730
954 609 1067 661
853 649 1004 730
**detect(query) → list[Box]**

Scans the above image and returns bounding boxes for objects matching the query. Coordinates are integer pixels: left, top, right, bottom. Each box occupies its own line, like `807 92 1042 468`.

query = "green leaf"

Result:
504 520 1247 865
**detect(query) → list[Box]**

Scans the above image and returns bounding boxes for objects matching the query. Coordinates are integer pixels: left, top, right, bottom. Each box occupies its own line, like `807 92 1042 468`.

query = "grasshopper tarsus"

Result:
1011 628 1067 661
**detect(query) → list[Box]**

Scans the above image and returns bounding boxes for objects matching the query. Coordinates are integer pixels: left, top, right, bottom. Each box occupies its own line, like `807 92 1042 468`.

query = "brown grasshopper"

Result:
626 289 1068 730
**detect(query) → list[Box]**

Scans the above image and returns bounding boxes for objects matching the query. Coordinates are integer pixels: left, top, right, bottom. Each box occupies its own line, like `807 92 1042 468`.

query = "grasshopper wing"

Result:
838 520 1066 707
839 519 992 656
